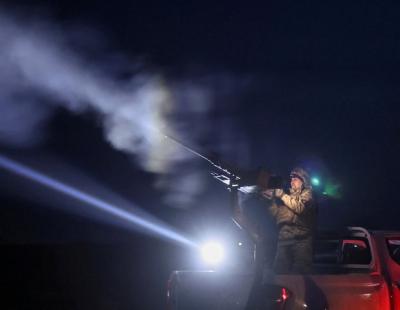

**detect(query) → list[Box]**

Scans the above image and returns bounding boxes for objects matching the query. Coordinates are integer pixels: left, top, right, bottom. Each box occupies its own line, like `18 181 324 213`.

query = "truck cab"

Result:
271 227 400 309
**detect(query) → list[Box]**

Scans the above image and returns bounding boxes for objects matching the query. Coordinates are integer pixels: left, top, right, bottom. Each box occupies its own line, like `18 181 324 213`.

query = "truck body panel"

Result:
167 228 400 309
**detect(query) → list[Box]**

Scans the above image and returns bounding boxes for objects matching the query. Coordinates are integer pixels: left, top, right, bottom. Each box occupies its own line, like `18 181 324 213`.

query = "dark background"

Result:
1 1 400 309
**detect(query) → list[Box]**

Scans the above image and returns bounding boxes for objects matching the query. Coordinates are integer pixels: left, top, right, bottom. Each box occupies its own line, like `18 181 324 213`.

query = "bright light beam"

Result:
200 241 225 265
0 154 196 248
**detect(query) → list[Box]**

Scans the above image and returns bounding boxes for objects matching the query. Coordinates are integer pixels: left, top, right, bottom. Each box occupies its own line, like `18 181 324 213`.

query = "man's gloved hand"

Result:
261 189 274 199
274 189 284 198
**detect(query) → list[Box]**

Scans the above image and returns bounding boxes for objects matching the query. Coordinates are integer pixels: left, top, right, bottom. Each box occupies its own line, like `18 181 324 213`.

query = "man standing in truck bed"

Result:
266 167 317 273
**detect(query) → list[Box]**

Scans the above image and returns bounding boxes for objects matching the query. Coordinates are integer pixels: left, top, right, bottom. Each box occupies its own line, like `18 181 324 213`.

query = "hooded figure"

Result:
269 167 317 273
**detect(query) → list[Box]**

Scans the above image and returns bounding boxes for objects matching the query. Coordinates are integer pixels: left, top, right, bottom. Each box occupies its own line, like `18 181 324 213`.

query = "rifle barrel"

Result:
163 134 240 180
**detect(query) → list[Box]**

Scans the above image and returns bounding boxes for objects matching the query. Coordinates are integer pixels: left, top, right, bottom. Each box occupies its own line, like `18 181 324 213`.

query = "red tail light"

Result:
261 285 291 309
280 287 289 302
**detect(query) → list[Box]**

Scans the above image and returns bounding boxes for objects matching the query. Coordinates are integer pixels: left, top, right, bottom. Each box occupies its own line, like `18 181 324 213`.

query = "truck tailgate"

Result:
167 271 254 310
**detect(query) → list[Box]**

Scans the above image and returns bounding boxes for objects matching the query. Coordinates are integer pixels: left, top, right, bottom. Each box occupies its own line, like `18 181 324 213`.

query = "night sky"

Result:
0 1 400 309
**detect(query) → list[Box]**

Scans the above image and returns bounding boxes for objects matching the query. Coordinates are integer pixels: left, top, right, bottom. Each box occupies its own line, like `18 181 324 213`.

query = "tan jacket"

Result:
270 188 316 240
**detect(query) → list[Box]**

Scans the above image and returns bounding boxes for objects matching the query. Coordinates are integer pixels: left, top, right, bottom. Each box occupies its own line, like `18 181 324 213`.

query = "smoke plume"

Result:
0 8 249 207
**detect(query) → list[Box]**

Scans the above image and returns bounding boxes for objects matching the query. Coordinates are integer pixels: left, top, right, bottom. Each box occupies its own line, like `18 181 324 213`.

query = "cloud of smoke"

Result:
0 8 249 208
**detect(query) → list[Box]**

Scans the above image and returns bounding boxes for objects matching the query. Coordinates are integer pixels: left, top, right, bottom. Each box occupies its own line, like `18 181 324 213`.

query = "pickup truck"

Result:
167 227 400 309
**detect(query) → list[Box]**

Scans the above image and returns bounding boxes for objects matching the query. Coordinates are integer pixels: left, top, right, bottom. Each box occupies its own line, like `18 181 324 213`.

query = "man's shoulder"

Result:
300 188 313 199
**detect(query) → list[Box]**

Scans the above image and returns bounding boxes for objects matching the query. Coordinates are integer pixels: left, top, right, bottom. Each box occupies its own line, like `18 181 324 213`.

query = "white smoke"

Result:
0 8 249 207
0 10 196 171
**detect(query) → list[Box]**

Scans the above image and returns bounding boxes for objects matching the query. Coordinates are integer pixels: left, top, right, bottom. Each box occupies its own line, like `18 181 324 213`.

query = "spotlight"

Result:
200 241 224 265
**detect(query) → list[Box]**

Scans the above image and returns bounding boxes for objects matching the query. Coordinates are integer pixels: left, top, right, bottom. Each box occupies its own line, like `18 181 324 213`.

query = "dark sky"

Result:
0 1 400 308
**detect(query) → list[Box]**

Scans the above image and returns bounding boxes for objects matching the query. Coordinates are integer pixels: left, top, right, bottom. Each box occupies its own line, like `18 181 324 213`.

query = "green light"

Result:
323 182 342 199
311 177 320 186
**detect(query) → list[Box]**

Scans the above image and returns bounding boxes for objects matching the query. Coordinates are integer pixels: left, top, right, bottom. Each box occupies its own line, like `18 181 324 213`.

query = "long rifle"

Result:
163 134 282 192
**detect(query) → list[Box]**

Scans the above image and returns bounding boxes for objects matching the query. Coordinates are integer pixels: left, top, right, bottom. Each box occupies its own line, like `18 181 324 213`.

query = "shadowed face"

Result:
291 177 303 191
